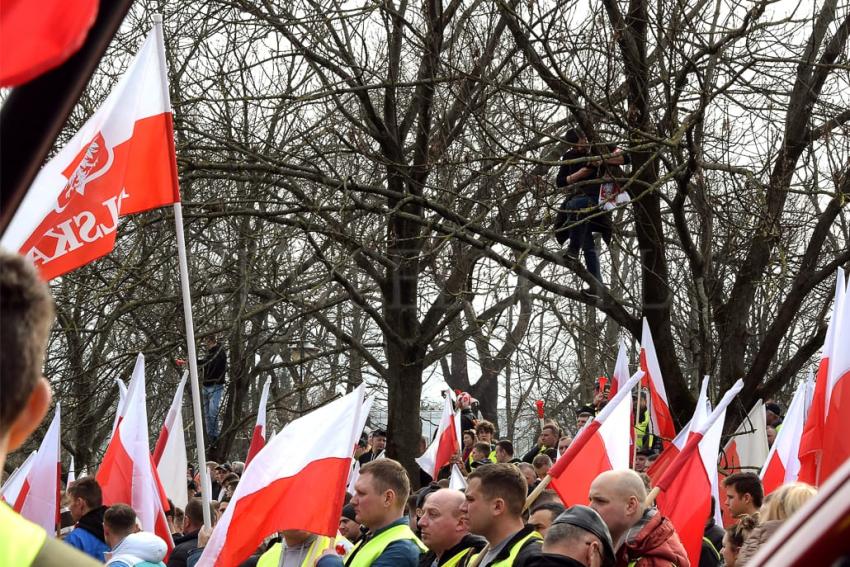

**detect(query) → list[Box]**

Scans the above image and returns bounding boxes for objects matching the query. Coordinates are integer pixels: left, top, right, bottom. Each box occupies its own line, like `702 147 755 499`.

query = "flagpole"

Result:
152 13 212 530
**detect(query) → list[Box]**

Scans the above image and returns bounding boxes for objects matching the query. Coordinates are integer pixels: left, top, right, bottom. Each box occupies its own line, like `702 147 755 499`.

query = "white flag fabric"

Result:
14 405 61 533
245 377 272 467
153 372 189 509
722 400 769 474
449 465 467 490
416 392 461 479
0 451 37 506
761 379 813 494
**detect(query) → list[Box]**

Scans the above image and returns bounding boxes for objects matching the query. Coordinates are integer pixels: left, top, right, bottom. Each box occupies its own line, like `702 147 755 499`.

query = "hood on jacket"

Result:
110 531 168 563
78 505 108 542
620 508 690 567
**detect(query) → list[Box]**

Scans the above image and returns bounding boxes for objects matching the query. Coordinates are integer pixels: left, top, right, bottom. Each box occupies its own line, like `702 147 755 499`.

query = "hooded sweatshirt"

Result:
106 531 168 567
616 508 690 567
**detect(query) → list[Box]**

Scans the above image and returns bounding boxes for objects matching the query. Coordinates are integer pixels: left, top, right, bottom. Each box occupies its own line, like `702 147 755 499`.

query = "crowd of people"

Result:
0 243 824 567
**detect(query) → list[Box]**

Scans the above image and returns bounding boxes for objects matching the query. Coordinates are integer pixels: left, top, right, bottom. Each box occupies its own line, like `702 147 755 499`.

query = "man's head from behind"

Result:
588 470 647 546
103 504 137 549
417 489 468 555
0 252 55 470
352 459 410 529
67 476 102 521
462 464 527 538
723 472 764 517
184 498 209 533
544 505 615 567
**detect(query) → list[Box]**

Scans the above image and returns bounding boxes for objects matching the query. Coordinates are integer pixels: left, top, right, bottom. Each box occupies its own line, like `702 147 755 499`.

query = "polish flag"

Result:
799 269 845 485
655 380 744 567
113 355 143 434
67 455 76 487
416 392 461 479
819 272 850 483
721 400 769 474
608 339 630 399
245 377 272 468
761 379 814 494
0 20 180 280
640 319 677 442
197 385 372 567
97 356 174 555
0 451 37 505
549 370 643 505
153 372 189 510
112 377 129 434
14 405 61 533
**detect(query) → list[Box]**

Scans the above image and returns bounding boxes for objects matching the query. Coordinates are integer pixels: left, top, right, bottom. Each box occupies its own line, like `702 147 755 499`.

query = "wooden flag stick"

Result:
644 486 660 507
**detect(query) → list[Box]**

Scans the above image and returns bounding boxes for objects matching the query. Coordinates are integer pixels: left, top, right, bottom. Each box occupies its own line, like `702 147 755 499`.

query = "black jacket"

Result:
482 525 542 567
520 445 558 464
168 529 200 567
419 534 487 567
200 344 227 385
526 554 586 567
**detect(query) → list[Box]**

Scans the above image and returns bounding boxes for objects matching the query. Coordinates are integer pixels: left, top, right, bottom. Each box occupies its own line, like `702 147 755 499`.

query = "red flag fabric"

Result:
654 380 743 567
416 392 461 479
799 269 845 485
640 318 677 442
0 21 180 280
198 385 371 566
245 377 272 467
13 405 61 533
97 355 174 557
0 0 97 87
550 370 643 505
819 271 850 483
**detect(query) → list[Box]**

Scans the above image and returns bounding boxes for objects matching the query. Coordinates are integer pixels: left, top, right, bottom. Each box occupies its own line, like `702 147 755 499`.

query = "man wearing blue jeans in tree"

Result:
554 128 629 298
179 336 227 441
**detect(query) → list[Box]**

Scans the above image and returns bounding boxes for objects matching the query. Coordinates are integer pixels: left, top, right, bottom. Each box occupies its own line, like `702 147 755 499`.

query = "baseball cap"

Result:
341 503 357 522
552 505 615 567
765 402 782 416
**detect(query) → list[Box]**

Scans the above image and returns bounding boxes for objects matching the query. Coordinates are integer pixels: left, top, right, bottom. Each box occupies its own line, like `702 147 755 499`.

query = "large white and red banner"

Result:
245 377 272 468
198 385 372 567
549 371 643 505
153 372 189 510
0 23 179 280
97 355 174 556
13 405 61 534
639 318 677 442
416 391 461 479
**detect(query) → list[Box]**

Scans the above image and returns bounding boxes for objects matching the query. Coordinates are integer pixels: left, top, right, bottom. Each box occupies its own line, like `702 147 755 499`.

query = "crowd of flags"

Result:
1 14 849 567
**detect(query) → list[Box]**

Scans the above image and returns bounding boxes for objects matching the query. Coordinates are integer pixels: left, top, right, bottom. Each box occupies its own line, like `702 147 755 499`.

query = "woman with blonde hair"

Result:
736 482 817 565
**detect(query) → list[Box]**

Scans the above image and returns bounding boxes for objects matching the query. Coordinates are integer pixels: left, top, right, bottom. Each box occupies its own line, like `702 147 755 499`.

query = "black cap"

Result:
552 505 615 567
636 448 654 457
215 463 231 472
341 504 357 522
576 405 596 417
765 402 782 416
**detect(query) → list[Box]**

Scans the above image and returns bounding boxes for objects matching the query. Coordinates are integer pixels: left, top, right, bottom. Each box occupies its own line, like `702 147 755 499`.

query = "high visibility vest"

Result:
469 531 542 567
257 535 349 567
442 547 475 567
345 523 426 567
634 414 654 450
0 502 47 567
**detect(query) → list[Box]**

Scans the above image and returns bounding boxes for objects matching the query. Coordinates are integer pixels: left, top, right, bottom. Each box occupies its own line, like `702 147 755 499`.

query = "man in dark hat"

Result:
765 402 783 430
527 505 616 567
339 503 363 544
575 406 596 433
633 449 653 474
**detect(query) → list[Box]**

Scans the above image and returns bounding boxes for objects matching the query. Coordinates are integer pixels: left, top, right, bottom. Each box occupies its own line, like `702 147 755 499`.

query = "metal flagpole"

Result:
152 13 212 529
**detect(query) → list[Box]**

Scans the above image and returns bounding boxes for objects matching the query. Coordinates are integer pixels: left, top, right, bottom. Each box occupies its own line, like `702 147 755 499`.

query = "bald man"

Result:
417 489 486 566
588 471 688 567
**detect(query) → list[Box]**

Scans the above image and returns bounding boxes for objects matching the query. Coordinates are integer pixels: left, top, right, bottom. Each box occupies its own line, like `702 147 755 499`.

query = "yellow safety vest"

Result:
0 502 47 567
257 535 349 567
468 531 542 567
345 523 426 567
634 414 654 450
442 547 475 567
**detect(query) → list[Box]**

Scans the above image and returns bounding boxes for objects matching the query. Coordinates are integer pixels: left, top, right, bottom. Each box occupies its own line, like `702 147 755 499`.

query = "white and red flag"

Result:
245 377 272 468
67 455 76 487
197 384 372 567
13 404 61 533
654 379 743 567
0 451 37 506
0 21 179 280
97 355 174 555
153 372 189 510
549 370 643 505
112 377 129 434
818 271 850 483
639 319 677 442
721 400 769 474
760 379 813 494
416 391 461 479
799 269 845 485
